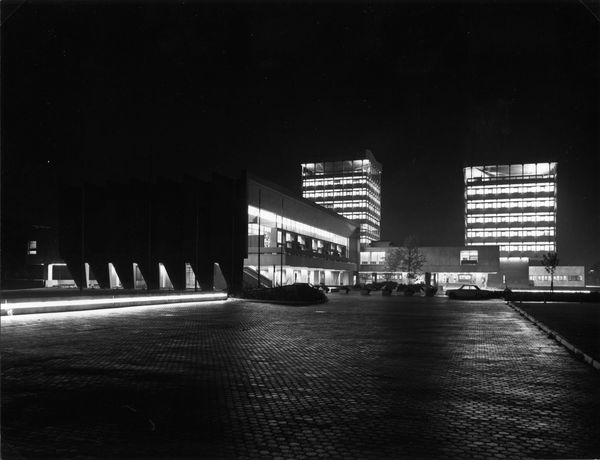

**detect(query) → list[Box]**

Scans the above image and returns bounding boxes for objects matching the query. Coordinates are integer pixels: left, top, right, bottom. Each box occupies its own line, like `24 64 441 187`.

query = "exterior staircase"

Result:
243 267 273 289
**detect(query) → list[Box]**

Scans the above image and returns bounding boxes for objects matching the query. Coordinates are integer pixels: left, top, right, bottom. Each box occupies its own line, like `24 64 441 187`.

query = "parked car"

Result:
446 284 495 300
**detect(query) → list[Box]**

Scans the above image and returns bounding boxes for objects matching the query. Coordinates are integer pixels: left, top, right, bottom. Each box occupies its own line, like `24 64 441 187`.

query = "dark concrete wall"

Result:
420 246 500 273
488 259 530 289
58 174 246 293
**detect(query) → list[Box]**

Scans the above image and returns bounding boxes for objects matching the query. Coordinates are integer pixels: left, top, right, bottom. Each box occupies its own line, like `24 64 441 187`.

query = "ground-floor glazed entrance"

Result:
359 271 490 289
246 264 354 288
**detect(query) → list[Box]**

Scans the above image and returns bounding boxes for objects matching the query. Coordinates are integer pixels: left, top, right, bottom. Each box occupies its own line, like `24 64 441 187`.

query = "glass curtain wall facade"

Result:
248 205 349 259
301 152 382 245
464 163 557 259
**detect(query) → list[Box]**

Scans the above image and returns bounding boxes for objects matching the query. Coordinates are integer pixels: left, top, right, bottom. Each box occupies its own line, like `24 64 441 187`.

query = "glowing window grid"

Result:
463 163 557 257
301 159 382 244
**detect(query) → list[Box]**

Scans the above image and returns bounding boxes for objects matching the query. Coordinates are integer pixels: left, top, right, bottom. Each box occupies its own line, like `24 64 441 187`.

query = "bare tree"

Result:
384 247 403 280
400 236 426 284
542 252 559 292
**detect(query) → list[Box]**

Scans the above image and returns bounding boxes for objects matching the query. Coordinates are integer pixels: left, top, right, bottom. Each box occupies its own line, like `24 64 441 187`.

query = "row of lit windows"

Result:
360 250 479 265
475 241 555 249
247 205 348 247
467 196 556 205
304 187 368 197
360 251 386 264
460 250 479 263
360 225 381 242
337 211 380 224
467 184 555 195
325 201 372 210
303 177 366 186
475 240 554 247
319 203 380 219
303 189 381 206
467 214 555 224
302 177 381 193
466 199 556 210
361 223 379 233
360 226 379 235
302 184 381 198
468 226 554 233
320 202 381 217
277 231 346 255
303 172 381 184
361 226 380 235
308 194 381 209
497 244 555 252
530 275 582 281
467 229 555 238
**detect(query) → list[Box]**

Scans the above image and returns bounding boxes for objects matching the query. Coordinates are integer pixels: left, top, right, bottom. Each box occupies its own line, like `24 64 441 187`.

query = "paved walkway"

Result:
2 295 599 459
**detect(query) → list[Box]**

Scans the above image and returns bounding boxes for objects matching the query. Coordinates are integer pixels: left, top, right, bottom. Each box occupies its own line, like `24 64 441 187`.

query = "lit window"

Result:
27 240 37 255
460 250 478 265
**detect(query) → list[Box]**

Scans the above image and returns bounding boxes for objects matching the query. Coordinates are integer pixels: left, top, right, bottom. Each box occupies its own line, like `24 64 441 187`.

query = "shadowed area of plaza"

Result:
517 302 600 362
2 294 599 459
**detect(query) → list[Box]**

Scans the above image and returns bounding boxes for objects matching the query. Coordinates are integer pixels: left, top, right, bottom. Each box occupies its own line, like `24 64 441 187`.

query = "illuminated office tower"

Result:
464 163 557 259
301 150 382 245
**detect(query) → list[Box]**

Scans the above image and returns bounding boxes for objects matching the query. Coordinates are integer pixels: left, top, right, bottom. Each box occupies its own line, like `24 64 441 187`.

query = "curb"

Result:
507 301 600 371
235 297 328 306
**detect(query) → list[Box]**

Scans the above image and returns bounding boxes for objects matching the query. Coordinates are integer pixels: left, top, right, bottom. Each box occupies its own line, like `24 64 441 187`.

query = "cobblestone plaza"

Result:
2 295 599 459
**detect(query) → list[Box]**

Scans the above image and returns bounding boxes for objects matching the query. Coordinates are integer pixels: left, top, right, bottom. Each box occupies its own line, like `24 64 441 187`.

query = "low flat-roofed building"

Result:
359 243 500 289
246 174 360 287
528 265 585 288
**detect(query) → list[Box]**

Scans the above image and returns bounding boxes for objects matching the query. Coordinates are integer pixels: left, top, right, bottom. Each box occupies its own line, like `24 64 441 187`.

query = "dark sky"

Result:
3 1 599 265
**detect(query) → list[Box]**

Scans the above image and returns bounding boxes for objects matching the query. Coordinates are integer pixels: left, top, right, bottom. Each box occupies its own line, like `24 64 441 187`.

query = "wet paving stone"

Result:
1 295 600 459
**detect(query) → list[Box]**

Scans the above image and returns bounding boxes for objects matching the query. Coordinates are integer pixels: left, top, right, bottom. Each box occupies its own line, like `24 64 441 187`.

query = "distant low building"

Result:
359 242 500 289
528 266 585 288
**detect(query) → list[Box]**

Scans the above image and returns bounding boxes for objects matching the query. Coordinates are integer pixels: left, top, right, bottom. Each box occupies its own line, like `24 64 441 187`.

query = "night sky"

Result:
3 1 599 266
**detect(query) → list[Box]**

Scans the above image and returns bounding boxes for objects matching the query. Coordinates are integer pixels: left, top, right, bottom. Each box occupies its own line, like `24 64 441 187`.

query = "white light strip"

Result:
1 292 228 311
510 289 591 294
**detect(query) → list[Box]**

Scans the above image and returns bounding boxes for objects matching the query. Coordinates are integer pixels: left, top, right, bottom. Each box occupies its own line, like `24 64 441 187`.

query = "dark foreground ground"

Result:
517 302 600 362
2 294 599 459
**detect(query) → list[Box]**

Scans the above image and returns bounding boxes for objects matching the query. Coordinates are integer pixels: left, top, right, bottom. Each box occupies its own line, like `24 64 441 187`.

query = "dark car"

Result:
446 284 495 300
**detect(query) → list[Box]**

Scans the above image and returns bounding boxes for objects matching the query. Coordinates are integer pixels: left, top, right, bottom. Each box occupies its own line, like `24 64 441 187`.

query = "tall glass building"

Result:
301 150 382 245
464 162 557 259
